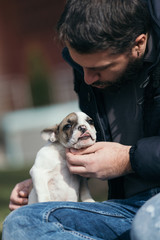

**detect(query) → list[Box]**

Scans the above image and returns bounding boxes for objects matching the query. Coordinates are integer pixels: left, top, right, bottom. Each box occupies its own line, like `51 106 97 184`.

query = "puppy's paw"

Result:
83 198 95 202
38 195 51 203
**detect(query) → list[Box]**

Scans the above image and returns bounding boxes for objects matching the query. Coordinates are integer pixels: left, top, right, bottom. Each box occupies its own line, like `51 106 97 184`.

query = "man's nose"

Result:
83 68 100 85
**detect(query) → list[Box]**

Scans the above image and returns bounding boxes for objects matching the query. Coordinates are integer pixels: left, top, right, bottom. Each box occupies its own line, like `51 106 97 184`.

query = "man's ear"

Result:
41 124 59 142
132 33 148 58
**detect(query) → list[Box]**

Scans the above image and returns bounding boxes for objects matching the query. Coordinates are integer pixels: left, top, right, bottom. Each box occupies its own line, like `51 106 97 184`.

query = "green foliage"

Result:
28 50 51 107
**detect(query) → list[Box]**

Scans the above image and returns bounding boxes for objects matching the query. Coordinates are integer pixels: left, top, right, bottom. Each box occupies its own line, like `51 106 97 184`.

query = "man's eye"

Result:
63 124 72 131
87 119 94 125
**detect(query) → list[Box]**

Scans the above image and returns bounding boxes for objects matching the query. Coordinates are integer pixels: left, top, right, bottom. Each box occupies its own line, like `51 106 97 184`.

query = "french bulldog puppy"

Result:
28 112 96 204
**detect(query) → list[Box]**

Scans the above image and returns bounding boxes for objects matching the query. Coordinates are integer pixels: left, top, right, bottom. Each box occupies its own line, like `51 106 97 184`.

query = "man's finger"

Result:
10 194 28 205
66 151 92 166
19 189 30 198
9 199 28 211
69 144 97 155
67 164 91 177
9 203 20 211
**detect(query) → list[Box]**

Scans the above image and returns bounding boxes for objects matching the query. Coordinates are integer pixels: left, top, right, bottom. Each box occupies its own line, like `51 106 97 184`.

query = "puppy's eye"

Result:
63 124 72 131
87 119 94 125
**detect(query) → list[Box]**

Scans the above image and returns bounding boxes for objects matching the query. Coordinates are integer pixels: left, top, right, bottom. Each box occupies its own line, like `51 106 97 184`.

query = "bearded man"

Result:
2 1 160 240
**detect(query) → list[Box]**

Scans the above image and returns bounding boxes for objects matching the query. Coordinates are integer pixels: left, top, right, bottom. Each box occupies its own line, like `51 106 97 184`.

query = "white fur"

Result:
28 112 96 204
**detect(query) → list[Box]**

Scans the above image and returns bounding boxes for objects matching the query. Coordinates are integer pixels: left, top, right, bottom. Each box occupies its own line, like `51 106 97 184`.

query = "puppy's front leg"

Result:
80 178 95 202
30 166 51 202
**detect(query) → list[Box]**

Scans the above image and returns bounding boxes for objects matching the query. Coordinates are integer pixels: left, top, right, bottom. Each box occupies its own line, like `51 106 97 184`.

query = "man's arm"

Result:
130 136 160 181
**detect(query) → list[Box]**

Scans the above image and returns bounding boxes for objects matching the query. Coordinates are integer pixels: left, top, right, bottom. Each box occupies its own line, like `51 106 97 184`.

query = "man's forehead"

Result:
67 46 129 69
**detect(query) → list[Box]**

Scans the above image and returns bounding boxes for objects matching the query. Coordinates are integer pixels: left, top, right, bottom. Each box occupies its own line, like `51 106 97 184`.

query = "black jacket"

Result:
62 0 160 199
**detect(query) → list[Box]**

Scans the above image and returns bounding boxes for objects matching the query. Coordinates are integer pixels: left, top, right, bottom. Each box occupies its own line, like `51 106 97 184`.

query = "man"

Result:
2 0 160 239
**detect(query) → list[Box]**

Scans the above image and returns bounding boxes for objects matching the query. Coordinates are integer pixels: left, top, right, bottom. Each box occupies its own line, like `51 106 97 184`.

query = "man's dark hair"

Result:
57 0 151 54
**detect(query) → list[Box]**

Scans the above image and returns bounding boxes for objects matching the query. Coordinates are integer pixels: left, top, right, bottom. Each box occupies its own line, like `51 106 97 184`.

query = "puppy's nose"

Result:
78 125 87 133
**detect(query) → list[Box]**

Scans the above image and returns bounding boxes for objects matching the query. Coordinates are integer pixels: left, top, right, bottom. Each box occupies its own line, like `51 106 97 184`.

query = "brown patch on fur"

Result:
58 112 78 144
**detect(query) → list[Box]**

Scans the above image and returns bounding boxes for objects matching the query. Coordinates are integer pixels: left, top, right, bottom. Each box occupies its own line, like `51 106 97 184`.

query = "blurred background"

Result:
0 0 108 237
0 0 78 169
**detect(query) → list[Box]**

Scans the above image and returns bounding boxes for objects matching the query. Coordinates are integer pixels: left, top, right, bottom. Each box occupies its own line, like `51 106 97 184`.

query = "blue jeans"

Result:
131 192 160 240
2 188 160 240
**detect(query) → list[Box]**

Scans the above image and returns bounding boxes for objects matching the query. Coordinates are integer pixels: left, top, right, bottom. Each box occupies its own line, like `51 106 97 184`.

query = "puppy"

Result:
28 112 96 204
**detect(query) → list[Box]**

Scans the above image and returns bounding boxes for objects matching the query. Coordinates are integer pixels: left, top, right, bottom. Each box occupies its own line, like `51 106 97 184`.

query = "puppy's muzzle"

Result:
77 125 94 141
78 125 87 133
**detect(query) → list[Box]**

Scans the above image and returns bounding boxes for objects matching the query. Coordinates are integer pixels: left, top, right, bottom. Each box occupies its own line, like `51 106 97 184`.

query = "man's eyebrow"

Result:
86 63 113 71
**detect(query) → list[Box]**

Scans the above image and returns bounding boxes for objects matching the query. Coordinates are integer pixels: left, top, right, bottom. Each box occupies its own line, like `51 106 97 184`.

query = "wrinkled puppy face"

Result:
58 112 96 149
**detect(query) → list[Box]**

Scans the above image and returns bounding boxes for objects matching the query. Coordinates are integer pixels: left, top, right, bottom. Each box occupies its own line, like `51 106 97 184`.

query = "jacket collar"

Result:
144 32 156 63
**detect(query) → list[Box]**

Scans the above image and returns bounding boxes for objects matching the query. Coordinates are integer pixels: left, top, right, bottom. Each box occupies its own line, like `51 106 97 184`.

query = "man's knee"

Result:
2 208 24 240
2 204 43 240
131 193 160 240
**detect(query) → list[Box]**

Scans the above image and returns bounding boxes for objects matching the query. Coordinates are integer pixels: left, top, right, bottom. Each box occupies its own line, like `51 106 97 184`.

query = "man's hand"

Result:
66 142 132 180
9 179 32 211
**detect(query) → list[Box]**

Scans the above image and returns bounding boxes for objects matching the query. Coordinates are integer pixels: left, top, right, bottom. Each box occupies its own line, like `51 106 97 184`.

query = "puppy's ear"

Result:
41 124 59 142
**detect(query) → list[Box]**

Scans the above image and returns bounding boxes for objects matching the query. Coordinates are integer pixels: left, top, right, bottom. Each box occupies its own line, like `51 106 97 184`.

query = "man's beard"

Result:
92 55 144 89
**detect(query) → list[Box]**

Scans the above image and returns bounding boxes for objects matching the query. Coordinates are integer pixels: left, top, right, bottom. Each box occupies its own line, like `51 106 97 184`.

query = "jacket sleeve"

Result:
130 136 160 181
